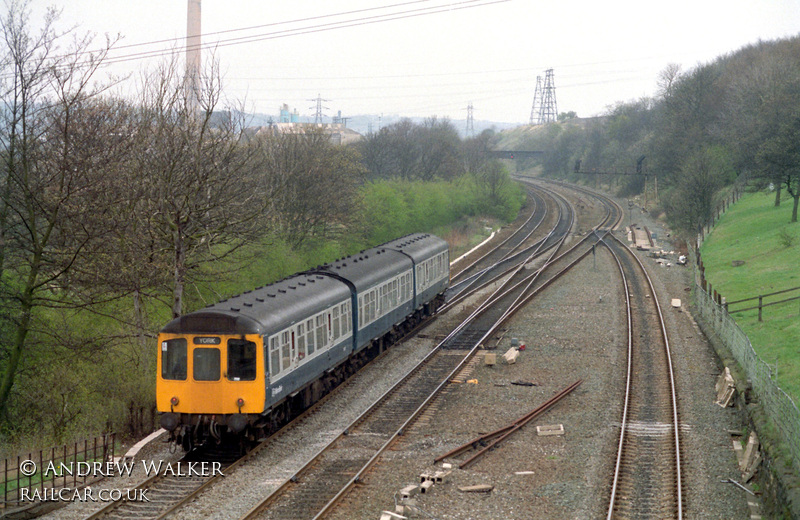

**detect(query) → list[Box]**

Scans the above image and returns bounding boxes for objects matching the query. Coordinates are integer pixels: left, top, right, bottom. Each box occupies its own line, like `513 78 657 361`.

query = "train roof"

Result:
159 234 449 336
160 273 350 336
311 245 411 292
381 233 449 262
309 233 447 292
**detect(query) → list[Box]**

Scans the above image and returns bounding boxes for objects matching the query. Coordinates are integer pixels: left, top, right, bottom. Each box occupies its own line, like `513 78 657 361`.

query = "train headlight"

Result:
236 398 245 410
170 396 179 407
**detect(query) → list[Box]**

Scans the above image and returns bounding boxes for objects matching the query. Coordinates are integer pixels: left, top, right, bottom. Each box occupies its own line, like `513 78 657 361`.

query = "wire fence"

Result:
693 283 800 475
692 183 800 475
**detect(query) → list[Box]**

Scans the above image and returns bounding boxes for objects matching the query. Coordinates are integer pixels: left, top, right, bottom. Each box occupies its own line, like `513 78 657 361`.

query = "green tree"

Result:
760 116 800 222
661 148 731 234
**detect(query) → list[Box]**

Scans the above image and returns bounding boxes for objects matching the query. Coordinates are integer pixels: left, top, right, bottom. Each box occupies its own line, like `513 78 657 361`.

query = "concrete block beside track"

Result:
502 347 518 364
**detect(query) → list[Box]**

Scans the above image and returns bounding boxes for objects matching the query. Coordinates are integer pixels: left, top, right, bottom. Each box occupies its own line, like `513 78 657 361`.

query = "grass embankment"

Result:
700 191 800 402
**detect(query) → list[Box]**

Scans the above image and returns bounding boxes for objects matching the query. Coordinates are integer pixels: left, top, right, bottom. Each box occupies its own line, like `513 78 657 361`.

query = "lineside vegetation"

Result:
0 2 523 450
700 192 800 402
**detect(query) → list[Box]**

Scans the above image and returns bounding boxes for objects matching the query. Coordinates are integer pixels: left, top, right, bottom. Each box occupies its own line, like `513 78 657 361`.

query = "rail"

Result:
603 233 682 519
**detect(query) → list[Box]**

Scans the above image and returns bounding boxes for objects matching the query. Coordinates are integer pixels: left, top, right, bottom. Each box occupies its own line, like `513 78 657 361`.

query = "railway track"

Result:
236 182 630 519
450 185 549 282
603 232 683 519
234 185 588 519
444 185 572 311
500 179 684 517
85 449 238 520
82 179 626 520
240 335 486 520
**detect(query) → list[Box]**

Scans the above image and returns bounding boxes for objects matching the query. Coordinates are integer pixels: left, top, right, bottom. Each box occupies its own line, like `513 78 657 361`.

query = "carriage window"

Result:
297 323 306 360
281 331 291 372
270 337 280 377
332 307 340 339
227 339 256 381
306 319 315 355
193 348 220 381
161 339 187 380
341 302 351 334
368 291 377 322
316 315 326 349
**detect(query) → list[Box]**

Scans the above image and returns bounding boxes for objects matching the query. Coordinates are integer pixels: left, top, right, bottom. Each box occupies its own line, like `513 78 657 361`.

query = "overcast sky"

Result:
30 0 800 124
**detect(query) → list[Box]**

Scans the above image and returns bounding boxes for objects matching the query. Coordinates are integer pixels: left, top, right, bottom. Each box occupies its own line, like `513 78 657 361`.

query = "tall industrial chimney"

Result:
186 0 201 109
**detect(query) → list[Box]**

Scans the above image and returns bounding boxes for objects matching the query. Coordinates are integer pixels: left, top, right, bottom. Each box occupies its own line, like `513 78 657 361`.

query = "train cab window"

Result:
193 348 220 381
227 339 256 381
161 339 187 380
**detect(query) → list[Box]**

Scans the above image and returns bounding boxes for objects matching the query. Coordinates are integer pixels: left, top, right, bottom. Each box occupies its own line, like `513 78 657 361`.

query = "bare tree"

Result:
661 148 729 234
415 117 462 181
657 63 682 98
258 127 364 248
132 54 263 318
359 118 464 181
0 0 124 421
462 129 493 175
759 118 800 222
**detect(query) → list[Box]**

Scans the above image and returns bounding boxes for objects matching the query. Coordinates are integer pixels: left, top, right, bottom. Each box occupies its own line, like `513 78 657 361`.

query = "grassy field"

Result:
700 190 800 402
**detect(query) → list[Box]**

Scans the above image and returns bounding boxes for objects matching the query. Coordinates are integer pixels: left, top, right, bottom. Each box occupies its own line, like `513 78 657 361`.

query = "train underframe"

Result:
162 294 445 452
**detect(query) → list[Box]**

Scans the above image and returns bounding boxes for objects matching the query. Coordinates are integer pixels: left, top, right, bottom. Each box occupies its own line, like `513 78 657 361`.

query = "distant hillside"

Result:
245 111 518 138
493 116 606 150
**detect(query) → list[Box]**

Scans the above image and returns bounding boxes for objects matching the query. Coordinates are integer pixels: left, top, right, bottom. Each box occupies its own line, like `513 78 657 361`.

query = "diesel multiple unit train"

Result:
157 233 450 450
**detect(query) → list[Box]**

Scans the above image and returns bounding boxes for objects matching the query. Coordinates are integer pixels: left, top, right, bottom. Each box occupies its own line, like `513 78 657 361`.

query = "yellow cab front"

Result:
156 333 265 416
